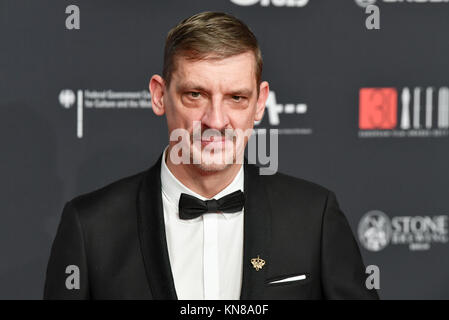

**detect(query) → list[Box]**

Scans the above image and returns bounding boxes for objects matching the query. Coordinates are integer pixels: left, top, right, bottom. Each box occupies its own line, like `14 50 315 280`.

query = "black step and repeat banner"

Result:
1 0 448 299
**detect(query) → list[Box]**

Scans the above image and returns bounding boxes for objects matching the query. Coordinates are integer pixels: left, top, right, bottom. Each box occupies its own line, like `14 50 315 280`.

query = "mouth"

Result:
194 135 234 148
201 136 226 147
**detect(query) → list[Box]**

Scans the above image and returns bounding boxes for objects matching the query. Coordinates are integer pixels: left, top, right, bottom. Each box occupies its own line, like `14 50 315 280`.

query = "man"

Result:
44 11 379 300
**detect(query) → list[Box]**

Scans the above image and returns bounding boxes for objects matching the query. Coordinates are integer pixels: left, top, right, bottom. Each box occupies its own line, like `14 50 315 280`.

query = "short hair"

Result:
162 11 263 92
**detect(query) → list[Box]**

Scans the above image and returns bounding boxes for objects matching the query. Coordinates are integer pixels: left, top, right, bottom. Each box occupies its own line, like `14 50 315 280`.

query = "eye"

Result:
232 95 243 102
189 92 201 99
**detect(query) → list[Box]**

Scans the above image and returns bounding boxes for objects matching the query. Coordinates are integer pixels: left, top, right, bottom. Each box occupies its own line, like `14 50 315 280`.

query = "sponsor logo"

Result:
255 91 312 136
359 88 397 130
358 87 449 138
356 0 449 7
58 89 152 138
358 210 448 251
358 210 392 251
230 0 309 7
355 0 377 8
59 89 76 109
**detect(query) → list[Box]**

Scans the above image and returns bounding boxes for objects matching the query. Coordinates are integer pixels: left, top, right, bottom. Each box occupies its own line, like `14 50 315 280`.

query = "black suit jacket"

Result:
44 156 379 300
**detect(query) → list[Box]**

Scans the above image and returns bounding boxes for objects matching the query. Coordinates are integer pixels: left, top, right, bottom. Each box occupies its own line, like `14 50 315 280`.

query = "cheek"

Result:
166 99 202 130
229 107 257 130
164 107 180 131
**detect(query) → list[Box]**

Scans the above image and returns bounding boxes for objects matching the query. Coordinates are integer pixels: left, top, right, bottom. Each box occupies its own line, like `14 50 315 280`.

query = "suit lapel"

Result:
240 162 272 299
137 155 178 299
136 156 272 300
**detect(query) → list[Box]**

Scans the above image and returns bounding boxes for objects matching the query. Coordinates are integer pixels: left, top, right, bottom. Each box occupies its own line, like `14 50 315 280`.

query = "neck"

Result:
165 146 242 199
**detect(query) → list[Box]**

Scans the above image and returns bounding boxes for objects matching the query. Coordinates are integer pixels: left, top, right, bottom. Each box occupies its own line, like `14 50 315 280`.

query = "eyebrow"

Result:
176 82 253 97
176 82 208 93
228 89 253 97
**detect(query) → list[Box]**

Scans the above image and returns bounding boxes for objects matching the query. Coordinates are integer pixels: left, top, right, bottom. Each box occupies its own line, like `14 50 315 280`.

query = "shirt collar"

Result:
160 146 244 220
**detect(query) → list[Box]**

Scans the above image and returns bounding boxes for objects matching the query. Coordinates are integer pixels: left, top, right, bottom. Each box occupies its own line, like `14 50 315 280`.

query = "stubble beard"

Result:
190 138 236 172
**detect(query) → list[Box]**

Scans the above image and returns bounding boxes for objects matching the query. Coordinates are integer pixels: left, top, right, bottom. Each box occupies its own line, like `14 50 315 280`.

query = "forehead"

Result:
171 51 257 91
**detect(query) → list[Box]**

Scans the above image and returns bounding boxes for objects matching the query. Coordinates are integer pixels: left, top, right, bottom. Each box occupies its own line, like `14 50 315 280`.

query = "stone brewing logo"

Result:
358 210 392 252
358 210 449 251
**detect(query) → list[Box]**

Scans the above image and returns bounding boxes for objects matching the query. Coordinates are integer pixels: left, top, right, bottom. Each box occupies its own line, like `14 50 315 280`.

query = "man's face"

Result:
152 51 268 171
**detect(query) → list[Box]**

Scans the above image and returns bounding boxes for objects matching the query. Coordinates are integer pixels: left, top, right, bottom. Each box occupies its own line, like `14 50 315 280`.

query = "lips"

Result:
201 136 226 146
194 135 233 148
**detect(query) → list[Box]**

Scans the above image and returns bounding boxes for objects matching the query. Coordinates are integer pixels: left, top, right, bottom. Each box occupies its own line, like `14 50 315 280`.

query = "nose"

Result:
200 96 230 131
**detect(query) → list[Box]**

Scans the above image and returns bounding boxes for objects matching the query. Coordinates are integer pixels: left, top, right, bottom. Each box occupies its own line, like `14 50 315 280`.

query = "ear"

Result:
255 81 269 121
149 74 166 116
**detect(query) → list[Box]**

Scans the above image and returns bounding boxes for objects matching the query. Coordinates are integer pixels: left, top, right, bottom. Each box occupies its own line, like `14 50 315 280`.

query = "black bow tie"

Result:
178 190 245 220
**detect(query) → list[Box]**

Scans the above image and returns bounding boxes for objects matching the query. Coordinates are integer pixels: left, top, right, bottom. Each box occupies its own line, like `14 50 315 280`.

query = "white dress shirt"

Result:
160 147 244 300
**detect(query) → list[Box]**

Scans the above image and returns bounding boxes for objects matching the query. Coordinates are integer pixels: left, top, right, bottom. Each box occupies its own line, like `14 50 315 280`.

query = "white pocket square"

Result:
268 274 307 284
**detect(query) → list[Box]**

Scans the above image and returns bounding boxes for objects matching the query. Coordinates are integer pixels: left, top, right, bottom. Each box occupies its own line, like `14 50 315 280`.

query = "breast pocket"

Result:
267 273 308 286
264 272 312 299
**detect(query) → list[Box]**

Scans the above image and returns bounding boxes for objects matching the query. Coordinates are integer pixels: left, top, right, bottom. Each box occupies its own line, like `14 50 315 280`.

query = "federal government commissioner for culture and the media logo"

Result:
57 88 152 138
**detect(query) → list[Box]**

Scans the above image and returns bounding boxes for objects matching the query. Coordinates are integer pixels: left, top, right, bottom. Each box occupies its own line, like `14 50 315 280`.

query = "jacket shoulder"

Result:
67 168 148 221
255 168 336 225
260 169 331 200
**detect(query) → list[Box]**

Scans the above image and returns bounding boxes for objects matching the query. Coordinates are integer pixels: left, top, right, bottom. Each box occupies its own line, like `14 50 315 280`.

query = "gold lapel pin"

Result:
251 255 265 271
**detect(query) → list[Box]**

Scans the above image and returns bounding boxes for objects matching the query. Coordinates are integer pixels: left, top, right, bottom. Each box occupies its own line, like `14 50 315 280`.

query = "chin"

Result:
195 162 231 172
191 145 236 172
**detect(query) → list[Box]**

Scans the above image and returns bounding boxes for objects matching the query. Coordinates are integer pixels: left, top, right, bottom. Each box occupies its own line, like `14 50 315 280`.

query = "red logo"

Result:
359 88 397 130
